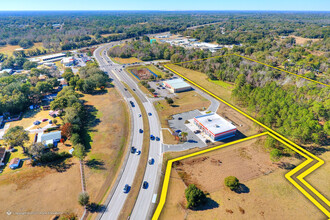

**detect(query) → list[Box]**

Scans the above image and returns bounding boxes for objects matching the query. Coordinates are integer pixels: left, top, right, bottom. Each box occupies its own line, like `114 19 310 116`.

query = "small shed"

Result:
9 158 21 169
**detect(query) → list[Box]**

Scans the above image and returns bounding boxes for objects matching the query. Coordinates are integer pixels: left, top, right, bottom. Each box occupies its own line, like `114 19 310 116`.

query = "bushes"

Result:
224 176 240 190
38 151 71 163
185 184 206 208
78 192 90 206
270 149 282 161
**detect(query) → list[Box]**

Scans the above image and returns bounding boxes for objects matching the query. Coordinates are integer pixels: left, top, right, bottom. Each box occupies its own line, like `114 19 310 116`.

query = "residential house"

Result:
37 131 61 147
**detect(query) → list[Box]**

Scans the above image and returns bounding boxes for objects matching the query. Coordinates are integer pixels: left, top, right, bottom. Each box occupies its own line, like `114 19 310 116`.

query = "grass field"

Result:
79 88 130 220
162 129 179 145
113 57 142 64
154 90 210 128
160 137 324 220
0 42 45 56
166 64 233 103
208 79 234 89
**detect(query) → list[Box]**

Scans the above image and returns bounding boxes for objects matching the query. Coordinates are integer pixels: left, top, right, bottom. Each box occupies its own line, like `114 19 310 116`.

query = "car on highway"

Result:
150 135 155 140
124 88 127 91
130 101 135 107
178 117 183 120
139 129 143 133
135 150 141 155
148 112 152 116
138 114 141 117
156 137 160 141
123 184 130 193
133 88 136 91
131 147 136 154
148 157 154 165
142 181 148 189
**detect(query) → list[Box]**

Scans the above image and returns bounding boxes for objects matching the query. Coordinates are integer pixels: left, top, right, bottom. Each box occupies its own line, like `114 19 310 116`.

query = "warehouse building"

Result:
163 78 192 93
194 112 237 141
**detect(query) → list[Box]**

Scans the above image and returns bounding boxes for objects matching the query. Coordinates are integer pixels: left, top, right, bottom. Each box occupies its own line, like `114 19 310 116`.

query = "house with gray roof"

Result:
37 131 62 147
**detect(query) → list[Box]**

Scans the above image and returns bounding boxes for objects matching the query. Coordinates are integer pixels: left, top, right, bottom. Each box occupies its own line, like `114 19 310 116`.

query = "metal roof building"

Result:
163 78 192 93
194 112 237 141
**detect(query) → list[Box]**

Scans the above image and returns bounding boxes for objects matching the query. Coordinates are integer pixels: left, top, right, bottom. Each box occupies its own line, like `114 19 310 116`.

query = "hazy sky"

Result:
0 0 329 11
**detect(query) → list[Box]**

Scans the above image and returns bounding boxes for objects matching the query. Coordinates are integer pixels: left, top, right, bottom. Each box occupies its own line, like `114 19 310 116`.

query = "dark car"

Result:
150 135 155 140
131 147 136 154
130 101 135 107
148 157 154 165
42 118 48 122
156 137 160 141
175 130 182 133
148 112 152 116
124 88 127 91
194 130 200 134
133 88 136 91
139 129 143 133
205 139 211 143
123 184 130 193
178 117 183 120
142 181 148 189
49 120 53 124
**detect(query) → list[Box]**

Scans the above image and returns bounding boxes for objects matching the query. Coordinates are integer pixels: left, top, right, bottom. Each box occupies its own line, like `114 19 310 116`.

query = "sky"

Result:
0 0 329 11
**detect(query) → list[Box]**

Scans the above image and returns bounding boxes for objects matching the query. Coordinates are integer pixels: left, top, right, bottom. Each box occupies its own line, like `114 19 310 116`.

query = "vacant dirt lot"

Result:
81 88 130 218
160 137 324 220
154 90 210 128
130 67 153 80
287 35 320 45
0 157 83 220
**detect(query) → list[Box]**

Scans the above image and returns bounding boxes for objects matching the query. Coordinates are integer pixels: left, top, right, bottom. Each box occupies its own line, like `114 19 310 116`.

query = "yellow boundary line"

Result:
151 55 330 219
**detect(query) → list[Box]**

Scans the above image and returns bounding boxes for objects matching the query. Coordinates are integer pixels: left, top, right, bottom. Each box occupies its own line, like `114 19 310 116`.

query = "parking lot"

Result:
148 80 175 98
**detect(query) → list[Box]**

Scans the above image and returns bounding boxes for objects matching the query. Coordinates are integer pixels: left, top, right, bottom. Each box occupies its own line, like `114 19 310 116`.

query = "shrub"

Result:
185 184 206 208
78 192 89 206
270 149 282 161
224 176 240 190
70 133 81 145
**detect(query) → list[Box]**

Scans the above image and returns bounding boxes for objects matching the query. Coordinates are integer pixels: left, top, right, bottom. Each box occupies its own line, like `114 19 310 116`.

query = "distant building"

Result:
0 148 6 166
0 69 13 75
37 131 61 147
163 78 192 93
9 158 20 169
194 112 237 141
33 53 66 64
62 57 75 66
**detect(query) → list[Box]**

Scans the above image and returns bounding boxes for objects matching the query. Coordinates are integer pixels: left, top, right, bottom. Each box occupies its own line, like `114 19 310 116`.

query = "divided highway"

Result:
94 42 163 220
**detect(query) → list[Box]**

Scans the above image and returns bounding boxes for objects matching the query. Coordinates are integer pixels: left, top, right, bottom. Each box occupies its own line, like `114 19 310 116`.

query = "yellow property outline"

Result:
152 54 330 219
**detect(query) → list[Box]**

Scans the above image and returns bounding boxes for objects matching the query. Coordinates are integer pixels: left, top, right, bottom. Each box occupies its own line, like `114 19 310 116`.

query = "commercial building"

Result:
29 53 66 64
193 112 237 141
163 78 192 93
62 57 75 66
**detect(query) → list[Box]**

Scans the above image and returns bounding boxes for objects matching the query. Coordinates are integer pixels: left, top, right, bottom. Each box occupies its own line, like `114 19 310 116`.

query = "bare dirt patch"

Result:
130 67 154 80
288 35 320 45
160 137 324 220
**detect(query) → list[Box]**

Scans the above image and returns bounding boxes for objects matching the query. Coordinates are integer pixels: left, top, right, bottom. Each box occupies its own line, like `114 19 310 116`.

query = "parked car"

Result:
42 118 48 122
49 120 52 124
148 158 154 165
33 120 40 125
175 130 182 133
194 130 200 134
142 181 148 189
205 139 211 143
123 184 130 193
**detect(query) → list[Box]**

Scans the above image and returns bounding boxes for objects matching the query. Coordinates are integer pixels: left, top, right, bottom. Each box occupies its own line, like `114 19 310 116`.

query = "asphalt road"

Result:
94 43 163 220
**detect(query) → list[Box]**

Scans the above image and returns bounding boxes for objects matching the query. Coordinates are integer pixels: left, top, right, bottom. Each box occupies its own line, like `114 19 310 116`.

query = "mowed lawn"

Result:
166 64 233 102
81 87 130 218
154 90 210 128
160 138 324 220
0 42 46 56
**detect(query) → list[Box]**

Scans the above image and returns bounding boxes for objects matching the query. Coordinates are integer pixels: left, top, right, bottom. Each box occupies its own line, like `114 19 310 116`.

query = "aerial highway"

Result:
94 42 163 220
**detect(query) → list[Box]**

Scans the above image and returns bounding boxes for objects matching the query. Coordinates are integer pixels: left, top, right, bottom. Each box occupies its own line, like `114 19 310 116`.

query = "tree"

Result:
180 132 188 142
23 61 38 70
185 184 206 208
3 126 29 152
62 68 74 82
18 39 34 49
235 73 246 88
70 133 81 145
61 123 73 139
27 142 45 158
73 143 85 160
53 119 58 125
78 192 89 206
224 176 240 190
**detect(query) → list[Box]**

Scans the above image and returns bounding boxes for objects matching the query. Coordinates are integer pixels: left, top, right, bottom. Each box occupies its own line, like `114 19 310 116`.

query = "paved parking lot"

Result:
148 80 175 98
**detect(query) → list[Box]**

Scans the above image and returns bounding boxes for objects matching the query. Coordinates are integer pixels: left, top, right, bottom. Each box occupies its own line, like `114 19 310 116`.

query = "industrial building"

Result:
193 112 237 141
62 57 75 66
163 78 192 93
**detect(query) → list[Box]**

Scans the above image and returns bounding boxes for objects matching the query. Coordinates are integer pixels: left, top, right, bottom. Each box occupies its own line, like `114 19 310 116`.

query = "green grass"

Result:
208 79 233 89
